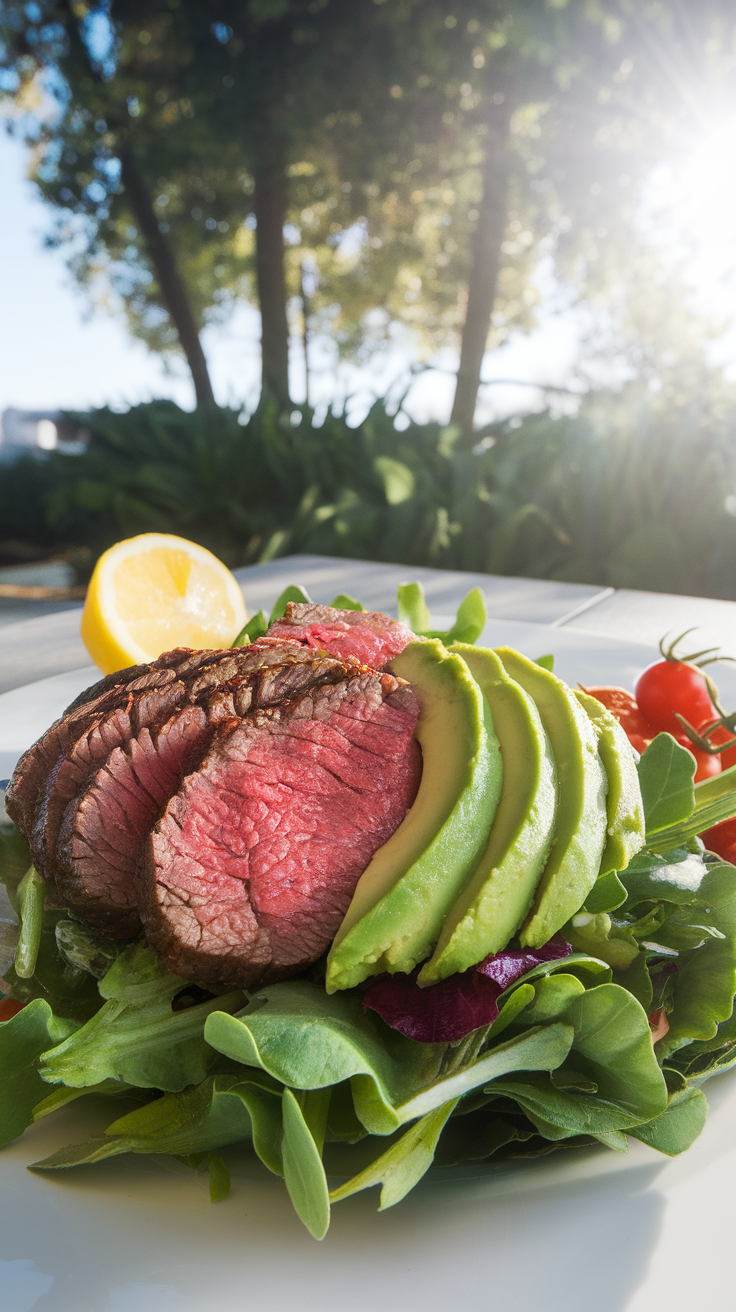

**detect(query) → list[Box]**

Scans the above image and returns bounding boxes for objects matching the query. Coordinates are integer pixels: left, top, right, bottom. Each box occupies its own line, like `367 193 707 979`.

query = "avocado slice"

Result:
325 639 503 992
418 645 557 985
495 647 608 948
575 690 646 875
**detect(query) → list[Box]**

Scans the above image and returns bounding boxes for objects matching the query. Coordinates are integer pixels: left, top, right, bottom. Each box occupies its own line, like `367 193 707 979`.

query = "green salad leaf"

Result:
330 1098 459 1212
3 908 104 1023
282 1088 331 1239
269 584 312 622
204 980 446 1135
638 734 696 836
30 1073 254 1169
40 943 244 1091
0 999 77 1150
14 865 45 979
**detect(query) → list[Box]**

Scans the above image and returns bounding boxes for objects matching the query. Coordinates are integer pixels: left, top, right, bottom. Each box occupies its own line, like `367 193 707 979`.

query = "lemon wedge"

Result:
81 533 247 674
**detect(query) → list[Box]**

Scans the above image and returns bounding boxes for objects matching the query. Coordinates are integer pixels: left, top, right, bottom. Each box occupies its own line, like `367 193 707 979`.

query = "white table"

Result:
3 551 736 697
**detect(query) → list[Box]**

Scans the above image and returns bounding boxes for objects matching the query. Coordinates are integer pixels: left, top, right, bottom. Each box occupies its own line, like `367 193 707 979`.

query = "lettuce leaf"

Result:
0 999 77 1149
205 981 447 1135
30 1072 254 1169
638 734 696 835
39 943 243 1091
484 983 667 1137
329 1098 459 1211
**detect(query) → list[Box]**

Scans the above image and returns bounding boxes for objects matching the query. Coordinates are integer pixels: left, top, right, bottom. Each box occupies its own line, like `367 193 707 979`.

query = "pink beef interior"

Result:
267 602 414 668
141 671 422 986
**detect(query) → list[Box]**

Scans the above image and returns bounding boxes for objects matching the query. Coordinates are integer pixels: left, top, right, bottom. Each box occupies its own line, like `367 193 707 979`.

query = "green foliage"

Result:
0 1000 77 1150
8 380 729 601
39 943 244 1092
0 842 733 1235
638 735 696 838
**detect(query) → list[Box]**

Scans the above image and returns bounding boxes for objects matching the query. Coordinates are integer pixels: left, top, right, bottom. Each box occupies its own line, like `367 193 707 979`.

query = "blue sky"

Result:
0 125 590 423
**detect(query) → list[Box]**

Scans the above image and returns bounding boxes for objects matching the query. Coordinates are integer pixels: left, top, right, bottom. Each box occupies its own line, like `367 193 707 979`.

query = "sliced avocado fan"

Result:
575 690 646 875
325 639 503 993
418 644 557 985
495 647 608 948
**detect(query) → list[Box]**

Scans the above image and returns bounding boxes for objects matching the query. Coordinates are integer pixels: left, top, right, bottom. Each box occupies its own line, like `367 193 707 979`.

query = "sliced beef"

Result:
6 646 235 839
140 670 422 987
45 646 362 936
53 705 212 937
267 602 414 668
10 641 328 886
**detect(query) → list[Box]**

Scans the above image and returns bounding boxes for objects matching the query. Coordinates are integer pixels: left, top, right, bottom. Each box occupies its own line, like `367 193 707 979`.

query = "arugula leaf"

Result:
269 585 312 623
395 1024 574 1123
433 1110 536 1167
656 862 736 1056
397 583 487 645
565 914 639 971
205 981 445 1135
30 1073 254 1170
443 588 487 645
638 734 695 835
397 582 430 633
614 952 654 1011
31 1079 141 1121
330 1098 459 1211
40 943 243 1092
0 999 77 1150
330 594 364 611
647 764 736 851
483 982 667 1138
620 849 702 906
282 1088 331 1240
231 611 267 646
628 1083 708 1155
585 869 628 914
235 1073 285 1174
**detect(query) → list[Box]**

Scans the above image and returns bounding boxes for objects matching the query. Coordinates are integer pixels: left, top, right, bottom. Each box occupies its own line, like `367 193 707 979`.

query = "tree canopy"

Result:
2 0 735 423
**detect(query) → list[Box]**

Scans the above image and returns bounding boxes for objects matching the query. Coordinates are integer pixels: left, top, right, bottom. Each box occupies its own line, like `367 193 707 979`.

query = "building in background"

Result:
0 409 88 461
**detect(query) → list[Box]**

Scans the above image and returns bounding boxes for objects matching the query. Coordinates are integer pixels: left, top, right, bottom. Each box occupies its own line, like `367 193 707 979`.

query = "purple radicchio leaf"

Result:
475 936 572 989
362 937 573 1044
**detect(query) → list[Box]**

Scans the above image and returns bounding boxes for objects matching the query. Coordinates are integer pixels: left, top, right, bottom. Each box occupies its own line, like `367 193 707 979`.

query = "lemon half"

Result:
81 533 247 674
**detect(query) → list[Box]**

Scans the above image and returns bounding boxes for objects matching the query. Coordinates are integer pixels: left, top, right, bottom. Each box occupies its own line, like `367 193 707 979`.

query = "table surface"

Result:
2 551 736 695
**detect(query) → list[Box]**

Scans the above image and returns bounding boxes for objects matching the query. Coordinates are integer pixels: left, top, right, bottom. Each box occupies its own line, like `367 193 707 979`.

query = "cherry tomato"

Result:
0 997 25 1022
635 660 716 737
699 815 736 864
678 742 721 782
583 685 720 778
582 686 656 753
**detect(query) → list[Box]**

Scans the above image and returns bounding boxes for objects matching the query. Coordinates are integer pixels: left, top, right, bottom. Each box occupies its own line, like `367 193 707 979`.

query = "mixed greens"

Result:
2 586 736 1239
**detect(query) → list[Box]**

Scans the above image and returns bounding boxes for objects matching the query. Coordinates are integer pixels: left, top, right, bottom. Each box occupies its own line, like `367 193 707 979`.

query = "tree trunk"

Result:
450 116 512 432
118 149 216 408
253 166 291 410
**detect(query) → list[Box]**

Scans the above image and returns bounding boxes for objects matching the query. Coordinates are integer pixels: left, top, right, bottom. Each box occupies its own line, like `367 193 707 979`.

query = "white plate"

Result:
3 625 736 1312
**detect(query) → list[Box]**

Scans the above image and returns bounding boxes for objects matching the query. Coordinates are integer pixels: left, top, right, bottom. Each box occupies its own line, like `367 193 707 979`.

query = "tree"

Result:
0 1 226 405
